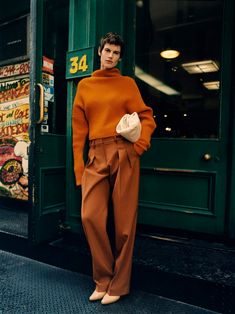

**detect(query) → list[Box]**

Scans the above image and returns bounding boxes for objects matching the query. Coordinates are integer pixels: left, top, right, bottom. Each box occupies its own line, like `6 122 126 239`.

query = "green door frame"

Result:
29 0 67 244
65 0 97 233
226 0 235 239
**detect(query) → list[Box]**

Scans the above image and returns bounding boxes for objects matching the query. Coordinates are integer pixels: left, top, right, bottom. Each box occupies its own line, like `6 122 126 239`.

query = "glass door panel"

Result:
136 0 223 138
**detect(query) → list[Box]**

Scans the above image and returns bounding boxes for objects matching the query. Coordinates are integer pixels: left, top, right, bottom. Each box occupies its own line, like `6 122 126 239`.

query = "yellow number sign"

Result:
66 48 93 79
69 55 88 74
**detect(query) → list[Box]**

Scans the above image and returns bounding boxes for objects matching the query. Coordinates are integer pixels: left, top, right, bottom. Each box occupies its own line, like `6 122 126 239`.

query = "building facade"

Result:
0 0 235 243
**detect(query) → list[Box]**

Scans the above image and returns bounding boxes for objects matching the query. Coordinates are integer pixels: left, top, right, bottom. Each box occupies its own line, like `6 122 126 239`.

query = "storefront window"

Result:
135 0 223 138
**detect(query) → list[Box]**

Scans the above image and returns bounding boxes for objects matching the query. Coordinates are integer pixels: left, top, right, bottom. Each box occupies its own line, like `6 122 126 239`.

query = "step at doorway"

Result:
0 199 28 238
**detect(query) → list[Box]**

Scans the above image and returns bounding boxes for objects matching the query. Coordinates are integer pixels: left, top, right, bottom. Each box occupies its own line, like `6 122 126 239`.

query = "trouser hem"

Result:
107 289 130 296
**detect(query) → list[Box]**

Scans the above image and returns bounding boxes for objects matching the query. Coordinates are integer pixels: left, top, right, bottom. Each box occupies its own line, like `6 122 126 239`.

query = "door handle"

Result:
203 153 212 161
36 83 44 124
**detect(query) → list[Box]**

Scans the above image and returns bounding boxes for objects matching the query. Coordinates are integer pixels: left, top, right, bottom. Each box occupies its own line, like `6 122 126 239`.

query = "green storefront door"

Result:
64 0 234 237
29 0 69 244
135 0 233 236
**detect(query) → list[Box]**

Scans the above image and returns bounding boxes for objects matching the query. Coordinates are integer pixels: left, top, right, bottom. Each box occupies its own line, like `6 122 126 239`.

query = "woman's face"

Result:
99 43 121 70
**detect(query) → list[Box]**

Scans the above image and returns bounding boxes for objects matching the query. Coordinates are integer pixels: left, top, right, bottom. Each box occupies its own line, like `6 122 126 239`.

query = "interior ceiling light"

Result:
160 49 180 59
203 81 220 90
182 60 219 74
165 127 172 132
135 66 180 96
136 0 144 7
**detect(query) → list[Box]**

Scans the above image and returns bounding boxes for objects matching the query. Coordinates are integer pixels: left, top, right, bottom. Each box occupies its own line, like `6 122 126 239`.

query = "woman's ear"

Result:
98 47 101 56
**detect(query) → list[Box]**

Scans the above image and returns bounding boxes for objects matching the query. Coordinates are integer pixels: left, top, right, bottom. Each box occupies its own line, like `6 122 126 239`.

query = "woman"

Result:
72 32 156 305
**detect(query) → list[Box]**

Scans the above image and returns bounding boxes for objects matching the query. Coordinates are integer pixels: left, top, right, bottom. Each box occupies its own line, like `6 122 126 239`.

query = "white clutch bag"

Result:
116 112 141 143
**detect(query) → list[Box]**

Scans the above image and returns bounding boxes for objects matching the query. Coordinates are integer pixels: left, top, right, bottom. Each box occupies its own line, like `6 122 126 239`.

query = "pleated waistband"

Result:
89 135 125 146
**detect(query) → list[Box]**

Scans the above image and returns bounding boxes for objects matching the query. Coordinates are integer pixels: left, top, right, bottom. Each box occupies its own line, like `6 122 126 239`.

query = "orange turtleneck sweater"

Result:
72 68 156 185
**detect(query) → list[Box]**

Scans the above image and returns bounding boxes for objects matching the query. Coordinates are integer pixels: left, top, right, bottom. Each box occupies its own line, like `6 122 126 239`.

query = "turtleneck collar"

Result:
92 68 121 77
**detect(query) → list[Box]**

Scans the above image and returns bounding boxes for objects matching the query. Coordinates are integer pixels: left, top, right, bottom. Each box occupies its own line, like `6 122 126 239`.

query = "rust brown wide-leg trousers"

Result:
81 136 140 296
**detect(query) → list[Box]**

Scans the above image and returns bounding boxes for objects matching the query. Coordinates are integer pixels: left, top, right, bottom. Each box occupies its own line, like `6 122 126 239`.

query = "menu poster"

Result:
0 77 30 200
0 61 30 79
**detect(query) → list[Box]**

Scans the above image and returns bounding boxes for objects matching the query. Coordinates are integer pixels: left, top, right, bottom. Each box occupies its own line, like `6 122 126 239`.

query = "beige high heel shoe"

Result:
89 290 106 301
101 293 120 305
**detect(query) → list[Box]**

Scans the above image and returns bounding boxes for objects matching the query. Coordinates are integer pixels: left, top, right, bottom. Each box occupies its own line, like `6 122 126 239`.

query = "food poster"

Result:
0 63 30 200
41 57 55 133
41 72 54 133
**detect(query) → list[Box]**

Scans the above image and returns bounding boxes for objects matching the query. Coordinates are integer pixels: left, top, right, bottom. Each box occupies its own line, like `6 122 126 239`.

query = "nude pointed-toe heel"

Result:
101 293 120 305
89 290 106 301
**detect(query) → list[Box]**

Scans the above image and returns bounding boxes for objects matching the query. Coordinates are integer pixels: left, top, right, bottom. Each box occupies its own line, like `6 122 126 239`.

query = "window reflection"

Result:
135 0 223 138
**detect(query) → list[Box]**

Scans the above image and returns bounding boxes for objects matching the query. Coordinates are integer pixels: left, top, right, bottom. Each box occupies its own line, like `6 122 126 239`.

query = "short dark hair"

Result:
99 32 124 58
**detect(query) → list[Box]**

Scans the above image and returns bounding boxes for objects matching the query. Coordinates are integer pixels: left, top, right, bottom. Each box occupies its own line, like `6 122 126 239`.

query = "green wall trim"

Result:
139 201 215 217
137 208 220 235
226 0 235 239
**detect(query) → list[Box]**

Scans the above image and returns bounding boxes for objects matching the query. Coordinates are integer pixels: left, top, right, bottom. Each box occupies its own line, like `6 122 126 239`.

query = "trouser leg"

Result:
108 141 140 296
81 145 114 292
81 138 140 296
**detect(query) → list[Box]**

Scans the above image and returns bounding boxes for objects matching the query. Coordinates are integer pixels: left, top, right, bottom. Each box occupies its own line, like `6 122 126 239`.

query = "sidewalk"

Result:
0 250 219 314
50 231 235 314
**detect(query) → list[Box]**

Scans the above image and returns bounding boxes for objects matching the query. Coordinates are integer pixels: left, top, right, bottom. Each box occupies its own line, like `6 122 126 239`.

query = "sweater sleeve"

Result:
72 82 89 185
127 78 157 155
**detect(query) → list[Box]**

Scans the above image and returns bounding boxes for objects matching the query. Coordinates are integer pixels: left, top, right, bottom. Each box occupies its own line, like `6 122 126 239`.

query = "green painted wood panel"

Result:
66 0 97 233
139 169 215 214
